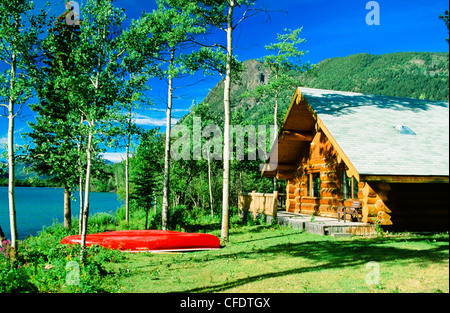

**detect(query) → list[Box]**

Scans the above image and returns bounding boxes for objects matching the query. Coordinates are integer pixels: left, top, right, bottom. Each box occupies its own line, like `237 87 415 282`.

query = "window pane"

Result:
342 171 352 199
353 177 359 199
312 173 321 198
342 171 348 198
307 174 311 197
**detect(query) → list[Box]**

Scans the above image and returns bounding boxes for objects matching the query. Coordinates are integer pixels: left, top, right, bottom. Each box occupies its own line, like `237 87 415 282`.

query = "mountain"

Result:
195 52 449 126
301 52 449 101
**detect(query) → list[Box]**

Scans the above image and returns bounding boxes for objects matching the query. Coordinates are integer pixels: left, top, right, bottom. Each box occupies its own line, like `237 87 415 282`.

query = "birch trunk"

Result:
78 116 84 234
273 78 279 192
7 51 18 249
64 186 71 229
221 1 235 244
125 139 130 225
78 175 84 234
162 49 175 231
81 125 94 251
207 150 214 217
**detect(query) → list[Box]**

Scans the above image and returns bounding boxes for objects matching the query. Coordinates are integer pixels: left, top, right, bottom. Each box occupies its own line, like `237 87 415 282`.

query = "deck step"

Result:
331 233 353 239
264 212 376 236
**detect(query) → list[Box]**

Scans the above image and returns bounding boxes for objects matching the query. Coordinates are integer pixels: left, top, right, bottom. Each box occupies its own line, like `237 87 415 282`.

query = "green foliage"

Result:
129 129 164 229
0 220 124 293
301 52 449 101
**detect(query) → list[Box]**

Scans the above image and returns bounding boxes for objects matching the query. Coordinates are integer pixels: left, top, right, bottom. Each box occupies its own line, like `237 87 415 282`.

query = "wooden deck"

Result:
265 211 376 236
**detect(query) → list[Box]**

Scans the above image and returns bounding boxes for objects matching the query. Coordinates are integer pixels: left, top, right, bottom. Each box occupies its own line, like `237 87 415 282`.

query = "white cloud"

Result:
102 152 126 163
132 114 179 127
145 108 190 114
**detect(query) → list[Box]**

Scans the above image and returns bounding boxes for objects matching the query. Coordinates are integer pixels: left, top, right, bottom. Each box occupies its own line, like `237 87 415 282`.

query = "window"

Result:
307 172 321 198
341 170 359 199
312 173 321 198
352 177 359 199
342 171 352 199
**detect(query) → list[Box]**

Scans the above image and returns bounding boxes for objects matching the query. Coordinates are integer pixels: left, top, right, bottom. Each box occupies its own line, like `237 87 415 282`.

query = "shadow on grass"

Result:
182 235 449 293
183 222 221 233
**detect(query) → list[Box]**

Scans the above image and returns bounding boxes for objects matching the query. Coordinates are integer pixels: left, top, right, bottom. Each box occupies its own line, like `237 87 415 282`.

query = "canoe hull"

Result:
60 230 221 252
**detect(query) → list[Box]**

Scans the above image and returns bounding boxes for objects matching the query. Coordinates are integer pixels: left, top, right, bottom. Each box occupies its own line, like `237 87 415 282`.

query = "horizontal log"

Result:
301 197 320 204
288 185 296 194
319 198 338 205
379 219 393 226
265 163 298 172
301 202 320 209
282 130 314 142
378 211 392 221
365 197 378 205
321 190 338 198
321 182 337 189
362 186 377 198
358 190 364 199
375 199 385 211
277 172 295 180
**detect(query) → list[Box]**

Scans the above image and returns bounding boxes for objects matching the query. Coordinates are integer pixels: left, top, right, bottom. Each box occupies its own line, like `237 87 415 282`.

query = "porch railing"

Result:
238 191 286 220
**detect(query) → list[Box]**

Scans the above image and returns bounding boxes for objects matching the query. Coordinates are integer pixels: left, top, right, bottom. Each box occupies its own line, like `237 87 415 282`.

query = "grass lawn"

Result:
103 224 449 293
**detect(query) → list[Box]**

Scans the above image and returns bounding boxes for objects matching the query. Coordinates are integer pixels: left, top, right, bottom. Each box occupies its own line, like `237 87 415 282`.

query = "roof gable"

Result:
300 87 449 177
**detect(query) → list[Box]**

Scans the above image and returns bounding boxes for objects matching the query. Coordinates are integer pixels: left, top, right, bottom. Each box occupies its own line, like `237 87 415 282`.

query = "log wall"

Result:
284 129 393 225
279 127 447 230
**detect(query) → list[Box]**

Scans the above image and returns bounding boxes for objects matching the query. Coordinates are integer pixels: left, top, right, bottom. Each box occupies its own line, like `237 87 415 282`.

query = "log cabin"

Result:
262 87 449 231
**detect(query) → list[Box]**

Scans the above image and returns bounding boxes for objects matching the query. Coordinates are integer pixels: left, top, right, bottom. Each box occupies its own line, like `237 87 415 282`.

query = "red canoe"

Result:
60 230 221 252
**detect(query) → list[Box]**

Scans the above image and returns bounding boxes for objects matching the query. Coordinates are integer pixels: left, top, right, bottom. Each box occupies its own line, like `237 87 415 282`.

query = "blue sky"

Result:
1 0 449 162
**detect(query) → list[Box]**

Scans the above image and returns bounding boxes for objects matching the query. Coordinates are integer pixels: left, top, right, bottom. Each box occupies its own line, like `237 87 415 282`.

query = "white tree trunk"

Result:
273 85 279 192
221 1 235 244
7 52 18 249
64 186 71 229
125 139 130 225
162 49 175 231
81 125 94 250
208 150 214 217
78 176 83 234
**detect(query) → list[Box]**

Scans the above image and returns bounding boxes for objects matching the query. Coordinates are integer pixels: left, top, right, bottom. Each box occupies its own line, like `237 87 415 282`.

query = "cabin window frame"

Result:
341 170 359 200
306 171 321 198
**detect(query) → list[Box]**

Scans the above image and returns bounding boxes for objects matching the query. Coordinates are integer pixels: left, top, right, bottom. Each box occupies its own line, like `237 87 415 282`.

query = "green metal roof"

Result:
299 87 450 177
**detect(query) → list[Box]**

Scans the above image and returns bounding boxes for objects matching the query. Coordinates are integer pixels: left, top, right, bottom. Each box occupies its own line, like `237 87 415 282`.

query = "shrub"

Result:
0 223 123 293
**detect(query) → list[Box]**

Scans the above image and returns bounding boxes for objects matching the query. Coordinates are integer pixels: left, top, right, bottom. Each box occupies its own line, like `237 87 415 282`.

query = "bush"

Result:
0 223 124 293
169 205 187 230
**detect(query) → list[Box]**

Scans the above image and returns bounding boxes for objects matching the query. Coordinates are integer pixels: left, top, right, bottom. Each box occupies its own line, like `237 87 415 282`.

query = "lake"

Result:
0 187 124 240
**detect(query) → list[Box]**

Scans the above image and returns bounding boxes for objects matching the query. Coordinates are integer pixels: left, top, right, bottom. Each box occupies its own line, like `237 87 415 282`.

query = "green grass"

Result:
2 209 448 293
103 224 449 293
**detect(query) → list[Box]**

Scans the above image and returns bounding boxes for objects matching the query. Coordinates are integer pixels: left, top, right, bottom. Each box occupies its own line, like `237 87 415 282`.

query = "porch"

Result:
238 191 376 237
267 211 377 237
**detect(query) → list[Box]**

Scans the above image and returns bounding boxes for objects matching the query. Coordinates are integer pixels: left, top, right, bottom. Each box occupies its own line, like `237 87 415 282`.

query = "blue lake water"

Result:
0 187 124 240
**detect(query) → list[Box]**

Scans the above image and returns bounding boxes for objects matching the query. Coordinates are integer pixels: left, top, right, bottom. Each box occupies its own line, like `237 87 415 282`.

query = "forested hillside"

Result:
196 52 449 127
301 52 449 101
